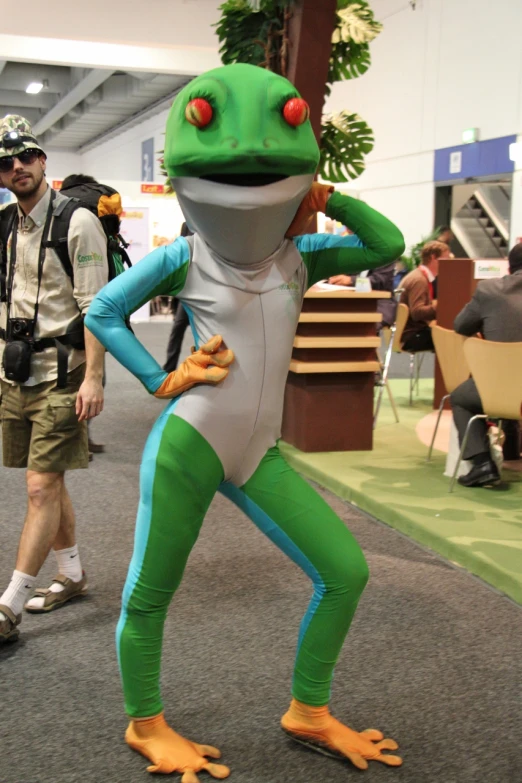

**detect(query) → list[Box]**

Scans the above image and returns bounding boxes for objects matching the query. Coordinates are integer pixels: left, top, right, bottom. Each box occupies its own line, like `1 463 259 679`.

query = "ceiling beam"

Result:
78 80 191 153
33 68 114 135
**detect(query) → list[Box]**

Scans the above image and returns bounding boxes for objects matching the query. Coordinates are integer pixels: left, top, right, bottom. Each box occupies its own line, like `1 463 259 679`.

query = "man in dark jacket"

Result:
451 243 522 487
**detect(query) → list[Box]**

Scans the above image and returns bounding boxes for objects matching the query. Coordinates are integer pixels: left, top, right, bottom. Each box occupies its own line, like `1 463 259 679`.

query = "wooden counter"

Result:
282 287 390 452
434 258 478 408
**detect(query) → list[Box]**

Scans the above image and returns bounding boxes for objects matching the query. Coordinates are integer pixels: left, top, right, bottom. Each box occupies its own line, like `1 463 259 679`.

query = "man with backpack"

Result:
59 173 132 455
0 115 108 643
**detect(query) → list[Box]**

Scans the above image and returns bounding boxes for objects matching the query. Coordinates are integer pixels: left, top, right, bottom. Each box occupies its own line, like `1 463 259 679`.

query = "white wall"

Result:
44 148 82 182
80 109 170 184
324 0 522 249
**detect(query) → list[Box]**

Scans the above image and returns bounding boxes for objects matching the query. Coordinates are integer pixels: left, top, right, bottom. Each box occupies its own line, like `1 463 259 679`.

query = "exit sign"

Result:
462 128 479 144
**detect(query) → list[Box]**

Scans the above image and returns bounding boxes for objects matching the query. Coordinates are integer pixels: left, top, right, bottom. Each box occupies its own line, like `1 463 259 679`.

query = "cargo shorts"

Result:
0 363 89 472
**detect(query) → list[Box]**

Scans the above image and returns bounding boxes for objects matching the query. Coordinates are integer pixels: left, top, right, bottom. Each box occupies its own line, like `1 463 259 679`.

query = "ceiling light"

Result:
26 82 43 94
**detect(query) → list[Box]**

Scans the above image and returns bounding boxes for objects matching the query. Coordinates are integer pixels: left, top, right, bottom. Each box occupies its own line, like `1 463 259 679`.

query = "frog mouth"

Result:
202 173 288 187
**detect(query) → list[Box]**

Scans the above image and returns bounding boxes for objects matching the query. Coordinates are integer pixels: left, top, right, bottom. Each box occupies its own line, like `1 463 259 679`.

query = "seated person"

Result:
450 242 522 487
328 262 396 327
399 240 450 351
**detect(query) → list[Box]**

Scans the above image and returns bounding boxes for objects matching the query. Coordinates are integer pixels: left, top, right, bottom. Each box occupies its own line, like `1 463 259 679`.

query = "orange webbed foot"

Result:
281 700 402 770
126 713 230 780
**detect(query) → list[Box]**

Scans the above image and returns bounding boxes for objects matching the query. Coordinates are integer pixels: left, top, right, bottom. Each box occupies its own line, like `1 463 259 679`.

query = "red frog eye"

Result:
283 97 310 127
185 98 213 128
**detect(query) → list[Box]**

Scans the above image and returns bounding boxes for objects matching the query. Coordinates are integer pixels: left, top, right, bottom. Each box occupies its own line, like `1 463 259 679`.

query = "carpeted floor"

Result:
280 378 522 605
1 323 521 783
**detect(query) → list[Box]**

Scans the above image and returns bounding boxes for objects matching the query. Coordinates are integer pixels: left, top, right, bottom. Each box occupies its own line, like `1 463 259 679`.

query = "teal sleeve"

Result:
85 237 190 393
295 192 405 286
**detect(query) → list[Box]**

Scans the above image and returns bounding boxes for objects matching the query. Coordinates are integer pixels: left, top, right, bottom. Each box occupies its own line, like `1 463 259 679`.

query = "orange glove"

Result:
281 699 402 770
126 713 230 780
285 183 335 237
154 335 234 399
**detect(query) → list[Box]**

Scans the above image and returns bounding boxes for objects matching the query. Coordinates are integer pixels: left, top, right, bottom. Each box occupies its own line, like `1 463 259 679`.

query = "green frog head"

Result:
164 64 320 263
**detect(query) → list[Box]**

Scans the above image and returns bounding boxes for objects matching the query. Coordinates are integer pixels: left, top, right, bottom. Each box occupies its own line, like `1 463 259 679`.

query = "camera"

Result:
2 318 34 382
7 317 34 340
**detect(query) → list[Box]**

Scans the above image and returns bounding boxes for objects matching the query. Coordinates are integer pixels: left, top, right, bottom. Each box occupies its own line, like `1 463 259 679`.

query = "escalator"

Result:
451 182 510 259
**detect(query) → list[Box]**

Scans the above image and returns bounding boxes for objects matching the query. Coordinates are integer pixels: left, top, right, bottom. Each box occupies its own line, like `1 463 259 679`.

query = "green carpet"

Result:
280 379 522 605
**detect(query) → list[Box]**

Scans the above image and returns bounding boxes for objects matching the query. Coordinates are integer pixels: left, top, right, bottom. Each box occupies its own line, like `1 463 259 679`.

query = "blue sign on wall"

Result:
434 135 516 182
141 138 154 182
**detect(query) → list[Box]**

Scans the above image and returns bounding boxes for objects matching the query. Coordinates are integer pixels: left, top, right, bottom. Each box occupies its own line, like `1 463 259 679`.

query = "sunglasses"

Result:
0 149 41 174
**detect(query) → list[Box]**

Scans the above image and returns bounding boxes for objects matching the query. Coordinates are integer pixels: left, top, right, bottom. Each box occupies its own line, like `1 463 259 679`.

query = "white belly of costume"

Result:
173 234 308 485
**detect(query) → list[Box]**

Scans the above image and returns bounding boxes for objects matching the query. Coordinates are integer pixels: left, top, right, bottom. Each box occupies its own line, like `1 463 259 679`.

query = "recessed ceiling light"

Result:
26 82 43 94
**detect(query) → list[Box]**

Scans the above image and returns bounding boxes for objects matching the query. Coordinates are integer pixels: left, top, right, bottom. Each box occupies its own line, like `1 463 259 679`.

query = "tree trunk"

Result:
286 0 337 143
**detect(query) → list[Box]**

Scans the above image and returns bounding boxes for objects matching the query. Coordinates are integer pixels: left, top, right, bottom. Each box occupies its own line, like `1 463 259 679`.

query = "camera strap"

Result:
6 190 56 328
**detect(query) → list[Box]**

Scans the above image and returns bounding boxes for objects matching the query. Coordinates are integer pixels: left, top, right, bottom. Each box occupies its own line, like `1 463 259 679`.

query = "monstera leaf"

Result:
319 112 374 183
333 1 383 44
327 0 382 88
327 39 371 87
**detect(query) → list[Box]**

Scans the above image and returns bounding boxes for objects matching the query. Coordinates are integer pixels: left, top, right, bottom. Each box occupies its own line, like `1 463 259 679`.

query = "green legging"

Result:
117 409 369 718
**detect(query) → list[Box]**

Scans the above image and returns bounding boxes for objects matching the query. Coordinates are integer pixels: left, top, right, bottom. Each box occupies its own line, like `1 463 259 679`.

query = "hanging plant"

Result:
319 111 374 182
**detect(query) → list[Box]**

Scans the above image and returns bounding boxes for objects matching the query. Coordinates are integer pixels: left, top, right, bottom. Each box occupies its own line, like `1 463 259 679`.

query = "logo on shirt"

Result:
77 251 103 266
278 280 301 319
278 281 300 294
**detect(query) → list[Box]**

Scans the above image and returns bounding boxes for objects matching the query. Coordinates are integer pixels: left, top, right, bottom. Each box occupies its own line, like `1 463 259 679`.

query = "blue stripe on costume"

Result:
86 237 191 393
182 302 200 350
219 482 326 654
116 398 180 671
294 232 363 254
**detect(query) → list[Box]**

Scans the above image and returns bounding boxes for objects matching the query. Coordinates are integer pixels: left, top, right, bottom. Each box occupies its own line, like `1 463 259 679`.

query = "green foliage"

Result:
401 227 444 271
214 0 290 72
326 40 371 95
319 112 374 182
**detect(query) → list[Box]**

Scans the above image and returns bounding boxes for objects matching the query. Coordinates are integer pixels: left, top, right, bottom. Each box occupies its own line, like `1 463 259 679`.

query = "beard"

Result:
10 167 45 200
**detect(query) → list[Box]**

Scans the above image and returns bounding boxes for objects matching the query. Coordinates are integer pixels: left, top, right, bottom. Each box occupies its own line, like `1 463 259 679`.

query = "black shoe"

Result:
88 439 105 454
458 460 500 488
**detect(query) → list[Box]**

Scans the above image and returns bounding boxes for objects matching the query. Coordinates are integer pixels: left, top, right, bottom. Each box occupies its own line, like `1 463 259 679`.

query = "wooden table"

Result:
281 287 390 452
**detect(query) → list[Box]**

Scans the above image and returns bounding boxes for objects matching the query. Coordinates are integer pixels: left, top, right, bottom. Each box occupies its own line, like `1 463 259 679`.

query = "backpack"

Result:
51 182 132 283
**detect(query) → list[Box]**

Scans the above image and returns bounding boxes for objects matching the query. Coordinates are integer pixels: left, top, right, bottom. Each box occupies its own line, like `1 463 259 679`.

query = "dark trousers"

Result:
450 377 520 461
164 303 190 373
402 328 434 353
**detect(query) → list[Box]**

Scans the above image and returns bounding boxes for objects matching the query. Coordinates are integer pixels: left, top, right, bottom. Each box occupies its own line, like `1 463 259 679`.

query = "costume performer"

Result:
86 64 405 780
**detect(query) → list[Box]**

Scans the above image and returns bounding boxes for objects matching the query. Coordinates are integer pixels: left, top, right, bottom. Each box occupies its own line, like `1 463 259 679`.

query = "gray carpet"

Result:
0 323 520 783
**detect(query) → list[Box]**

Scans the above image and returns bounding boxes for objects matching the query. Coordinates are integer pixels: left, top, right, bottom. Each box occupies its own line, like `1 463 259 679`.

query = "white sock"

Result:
23 546 84 611
54 545 83 583
0 570 36 618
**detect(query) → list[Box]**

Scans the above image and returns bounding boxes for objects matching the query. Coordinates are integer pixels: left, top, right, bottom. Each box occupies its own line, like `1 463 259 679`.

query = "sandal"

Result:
0 603 22 643
25 571 88 613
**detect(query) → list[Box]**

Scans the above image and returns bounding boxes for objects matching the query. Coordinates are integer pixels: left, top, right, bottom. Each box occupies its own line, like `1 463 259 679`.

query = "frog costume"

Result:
86 64 405 779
